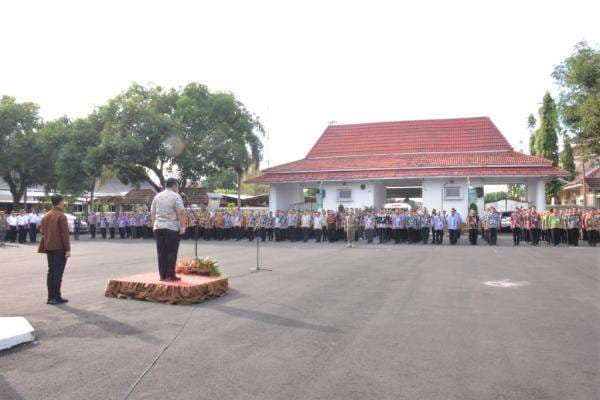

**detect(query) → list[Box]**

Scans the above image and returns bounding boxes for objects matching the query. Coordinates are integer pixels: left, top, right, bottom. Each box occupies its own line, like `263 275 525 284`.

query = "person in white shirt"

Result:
0 211 7 246
17 211 28 243
7 212 18 243
27 211 40 243
313 211 323 243
301 211 312 242
319 211 328 243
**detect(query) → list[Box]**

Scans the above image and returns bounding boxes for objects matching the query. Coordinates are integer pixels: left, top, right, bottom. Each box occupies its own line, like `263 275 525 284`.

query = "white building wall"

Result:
422 178 469 216
269 183 304 212
372 181 387 209
322 181 375 211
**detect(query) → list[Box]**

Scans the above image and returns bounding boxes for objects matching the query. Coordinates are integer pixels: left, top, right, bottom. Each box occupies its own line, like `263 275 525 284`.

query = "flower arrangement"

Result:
176 257 222 277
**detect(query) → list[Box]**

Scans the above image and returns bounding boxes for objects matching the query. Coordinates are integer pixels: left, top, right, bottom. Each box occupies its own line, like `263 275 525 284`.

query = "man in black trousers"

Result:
38 195 70 305
150 178 187 281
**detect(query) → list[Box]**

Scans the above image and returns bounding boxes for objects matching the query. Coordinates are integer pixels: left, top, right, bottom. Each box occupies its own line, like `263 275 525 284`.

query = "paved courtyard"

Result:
1 236 598 400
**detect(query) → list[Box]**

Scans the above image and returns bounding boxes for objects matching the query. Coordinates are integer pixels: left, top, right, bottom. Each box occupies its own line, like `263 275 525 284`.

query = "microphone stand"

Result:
250 227 272 273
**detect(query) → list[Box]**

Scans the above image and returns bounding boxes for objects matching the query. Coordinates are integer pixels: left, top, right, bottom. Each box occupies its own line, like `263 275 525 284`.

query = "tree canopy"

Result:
0 83 264 208
0 96 45 207
553 41 600 156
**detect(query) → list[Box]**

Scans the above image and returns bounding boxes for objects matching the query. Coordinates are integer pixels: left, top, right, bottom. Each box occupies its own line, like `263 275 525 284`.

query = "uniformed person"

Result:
527 207 541 246
17 211 28 243
419 209 431 244
344 209 357 248
466 209 480 245
567 208 580 246
487 208 500 246
433 210 445 244
510 209 523 246
0 211 7 246
7 211 18 243
446 208 460 245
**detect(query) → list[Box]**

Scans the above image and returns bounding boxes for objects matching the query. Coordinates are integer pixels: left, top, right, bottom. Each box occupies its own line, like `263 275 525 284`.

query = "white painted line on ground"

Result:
484 279 531 288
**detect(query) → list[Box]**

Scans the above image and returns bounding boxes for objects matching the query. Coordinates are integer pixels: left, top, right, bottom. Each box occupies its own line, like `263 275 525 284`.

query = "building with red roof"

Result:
248 117 568 214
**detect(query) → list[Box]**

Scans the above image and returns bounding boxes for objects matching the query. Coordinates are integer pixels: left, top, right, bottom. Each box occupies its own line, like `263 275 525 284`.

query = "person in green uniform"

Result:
548 208 565 246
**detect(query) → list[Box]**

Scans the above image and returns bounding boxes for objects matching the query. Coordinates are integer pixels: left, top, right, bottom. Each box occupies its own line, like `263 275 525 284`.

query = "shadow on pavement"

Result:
54 305 162 344
210 304 342 334
0 375 26 400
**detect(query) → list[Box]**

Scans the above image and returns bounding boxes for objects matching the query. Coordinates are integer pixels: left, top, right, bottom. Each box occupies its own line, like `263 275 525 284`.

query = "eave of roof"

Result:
247 166 570 184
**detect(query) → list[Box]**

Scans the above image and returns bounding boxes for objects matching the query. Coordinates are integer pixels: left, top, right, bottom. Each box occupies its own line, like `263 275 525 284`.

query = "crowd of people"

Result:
2 206 599 247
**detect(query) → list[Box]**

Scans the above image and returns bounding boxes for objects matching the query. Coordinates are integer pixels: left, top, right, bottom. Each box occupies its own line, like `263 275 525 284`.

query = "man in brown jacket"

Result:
38 195 70 305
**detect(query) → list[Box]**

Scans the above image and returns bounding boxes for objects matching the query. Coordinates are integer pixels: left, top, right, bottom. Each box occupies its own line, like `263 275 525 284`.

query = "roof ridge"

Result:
326 116 491 128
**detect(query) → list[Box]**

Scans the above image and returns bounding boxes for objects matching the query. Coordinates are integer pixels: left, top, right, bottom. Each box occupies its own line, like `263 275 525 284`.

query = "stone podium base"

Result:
104 272 228 305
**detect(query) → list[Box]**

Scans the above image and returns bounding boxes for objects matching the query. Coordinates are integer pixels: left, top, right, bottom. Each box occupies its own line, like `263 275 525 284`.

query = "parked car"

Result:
500 211 512 231
64 213 89 234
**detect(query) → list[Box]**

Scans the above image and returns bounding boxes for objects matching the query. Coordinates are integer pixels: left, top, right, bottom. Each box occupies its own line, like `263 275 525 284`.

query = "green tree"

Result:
507 184 525 201
0 96 44 208
99 83 180 192
560 140 576 181
553 41 600 155
55 113 109 212
533 92 561 202
174 83 220 188
202 169 237 191
206 92 264 206
528 114 537 155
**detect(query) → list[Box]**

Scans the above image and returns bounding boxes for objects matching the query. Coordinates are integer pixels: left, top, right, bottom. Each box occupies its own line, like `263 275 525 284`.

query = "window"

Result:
444 186 463 199
336 189 352 202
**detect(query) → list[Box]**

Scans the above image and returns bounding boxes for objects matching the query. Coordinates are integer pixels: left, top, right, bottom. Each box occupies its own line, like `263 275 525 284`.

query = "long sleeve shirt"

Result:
38 207 70 253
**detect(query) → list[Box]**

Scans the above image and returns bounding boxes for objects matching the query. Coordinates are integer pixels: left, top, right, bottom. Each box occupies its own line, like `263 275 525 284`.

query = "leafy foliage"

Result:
0 96 45 208
560 140 576 180
553 41 600 156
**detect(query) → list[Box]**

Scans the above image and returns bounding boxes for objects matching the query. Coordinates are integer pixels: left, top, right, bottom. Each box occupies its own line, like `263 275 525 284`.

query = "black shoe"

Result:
47 299 59 305
56 298 69 304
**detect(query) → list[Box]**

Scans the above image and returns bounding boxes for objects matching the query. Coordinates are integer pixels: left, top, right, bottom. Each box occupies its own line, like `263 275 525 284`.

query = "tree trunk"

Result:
89 179 96 214
236 171 242 207
4 175 24 210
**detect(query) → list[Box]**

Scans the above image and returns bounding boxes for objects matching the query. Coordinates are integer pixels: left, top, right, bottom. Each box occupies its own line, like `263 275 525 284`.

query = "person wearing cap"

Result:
150 178 187 281
38 194 71 305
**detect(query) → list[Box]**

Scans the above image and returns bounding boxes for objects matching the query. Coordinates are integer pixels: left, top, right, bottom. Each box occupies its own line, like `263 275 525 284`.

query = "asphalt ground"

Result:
0 235 598 400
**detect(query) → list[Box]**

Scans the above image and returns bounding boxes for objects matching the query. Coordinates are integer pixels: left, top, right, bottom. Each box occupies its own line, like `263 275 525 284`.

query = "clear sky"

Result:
2 0 599 169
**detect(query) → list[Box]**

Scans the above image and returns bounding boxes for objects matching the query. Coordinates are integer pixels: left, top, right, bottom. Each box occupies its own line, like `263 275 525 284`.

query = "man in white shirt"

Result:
301 211 312 242
7 211 18 243
17 211 28 243
313 211 323 243
28 211 39 243
150 178 187 281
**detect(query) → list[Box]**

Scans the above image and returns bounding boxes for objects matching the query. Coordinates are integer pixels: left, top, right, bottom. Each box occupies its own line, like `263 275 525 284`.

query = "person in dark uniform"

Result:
38 195 71 305
466 209 480 245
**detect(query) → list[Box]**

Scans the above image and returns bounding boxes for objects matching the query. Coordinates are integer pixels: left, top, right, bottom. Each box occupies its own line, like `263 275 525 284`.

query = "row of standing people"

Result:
0 210 42 244
179 206 600 247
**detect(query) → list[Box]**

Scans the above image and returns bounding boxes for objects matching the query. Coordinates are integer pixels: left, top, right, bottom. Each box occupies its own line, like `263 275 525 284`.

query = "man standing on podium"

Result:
150 178 187 281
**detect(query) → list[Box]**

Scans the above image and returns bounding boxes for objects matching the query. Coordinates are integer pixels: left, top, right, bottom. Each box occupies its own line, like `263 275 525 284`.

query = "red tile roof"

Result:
563 166 600 189
249 117 570 184
306 117 511 158
248 167 568 184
